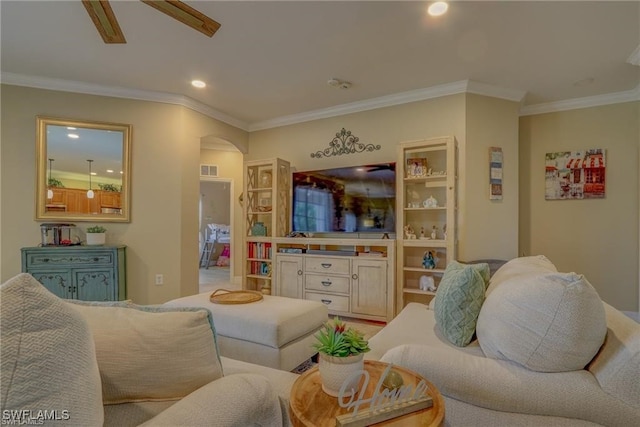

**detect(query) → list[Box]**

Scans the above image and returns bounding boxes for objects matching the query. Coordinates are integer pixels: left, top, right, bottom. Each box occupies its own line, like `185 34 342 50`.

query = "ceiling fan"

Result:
363 163 396 173
82 0 221 44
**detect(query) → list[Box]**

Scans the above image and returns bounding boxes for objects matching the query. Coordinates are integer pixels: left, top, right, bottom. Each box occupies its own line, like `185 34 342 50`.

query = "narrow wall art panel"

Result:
489 147 503 200
545 149 606 200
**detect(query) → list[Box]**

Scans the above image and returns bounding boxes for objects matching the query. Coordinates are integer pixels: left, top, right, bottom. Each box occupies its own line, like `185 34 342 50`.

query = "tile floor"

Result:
199 266 236 294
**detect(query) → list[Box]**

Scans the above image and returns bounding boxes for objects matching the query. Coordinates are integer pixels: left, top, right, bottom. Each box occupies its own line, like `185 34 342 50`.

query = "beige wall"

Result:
5 83 635 311
199 148 244 281
463 94 520 260
248 93 521 262
519 102 639 311
0 85 248 304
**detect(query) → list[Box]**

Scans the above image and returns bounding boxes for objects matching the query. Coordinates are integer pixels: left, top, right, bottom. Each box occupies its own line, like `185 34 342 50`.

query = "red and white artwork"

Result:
545 149 606 200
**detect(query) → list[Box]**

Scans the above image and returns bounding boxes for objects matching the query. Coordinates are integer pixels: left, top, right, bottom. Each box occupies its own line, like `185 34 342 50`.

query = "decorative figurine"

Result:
424 195 438 208
419 275 437 292
443 224 447 241
419 227 425 239
431 225 437 240
404 225 416 240
422 251 436 269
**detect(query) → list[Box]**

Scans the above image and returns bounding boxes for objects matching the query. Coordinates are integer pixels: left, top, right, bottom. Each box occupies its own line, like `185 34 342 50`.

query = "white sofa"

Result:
367 256 640 426
0 273 299 427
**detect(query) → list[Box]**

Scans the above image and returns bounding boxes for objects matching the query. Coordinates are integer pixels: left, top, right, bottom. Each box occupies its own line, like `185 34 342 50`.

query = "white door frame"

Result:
199 177 234 278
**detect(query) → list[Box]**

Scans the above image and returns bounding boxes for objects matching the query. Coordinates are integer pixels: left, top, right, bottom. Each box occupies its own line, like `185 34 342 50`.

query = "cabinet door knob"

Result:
352 274 358 280
297 270 303 275
321 263 332 268
93 257 99 262
321 299 332 305
321 280 332 286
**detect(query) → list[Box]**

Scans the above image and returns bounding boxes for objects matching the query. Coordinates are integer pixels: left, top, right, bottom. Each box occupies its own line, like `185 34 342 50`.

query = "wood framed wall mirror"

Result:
36 116 132 222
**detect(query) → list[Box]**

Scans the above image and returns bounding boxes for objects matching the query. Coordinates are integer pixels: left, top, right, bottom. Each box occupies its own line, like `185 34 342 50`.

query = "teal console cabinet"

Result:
21 246 126 301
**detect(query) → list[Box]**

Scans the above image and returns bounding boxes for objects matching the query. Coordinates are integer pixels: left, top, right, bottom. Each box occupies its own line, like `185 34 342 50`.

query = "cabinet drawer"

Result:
305 292 350 313
305 274 350 294
25 251 114 267
305 257 350 275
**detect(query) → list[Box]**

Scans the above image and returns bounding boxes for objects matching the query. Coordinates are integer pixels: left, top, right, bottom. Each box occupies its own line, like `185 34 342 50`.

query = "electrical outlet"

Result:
155 274 163 285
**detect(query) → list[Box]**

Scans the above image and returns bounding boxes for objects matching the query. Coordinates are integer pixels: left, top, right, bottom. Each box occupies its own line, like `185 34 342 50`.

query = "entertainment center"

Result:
242 136 457 322
273 237 395 322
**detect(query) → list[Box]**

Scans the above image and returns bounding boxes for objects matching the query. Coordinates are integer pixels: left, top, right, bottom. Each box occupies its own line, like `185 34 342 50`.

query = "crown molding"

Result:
519 85 640 116
4 71 636 129
249 81 468 131
0 72 249 131
627 44 640 66
465 81 527 103
249 80 527 131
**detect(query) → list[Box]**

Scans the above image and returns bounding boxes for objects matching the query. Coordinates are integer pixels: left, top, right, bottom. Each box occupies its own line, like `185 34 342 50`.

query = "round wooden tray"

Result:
210 289 264 304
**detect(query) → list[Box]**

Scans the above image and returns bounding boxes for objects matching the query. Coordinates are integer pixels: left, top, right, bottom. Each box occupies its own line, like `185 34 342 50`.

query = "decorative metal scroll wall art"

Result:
310 128 381 158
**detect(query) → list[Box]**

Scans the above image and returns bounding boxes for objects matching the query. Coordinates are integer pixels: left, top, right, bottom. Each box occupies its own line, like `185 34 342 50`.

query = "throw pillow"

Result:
434 261 489 347
476 272 607 372
486 255 557 297
1 274 104 426
67 302 224 404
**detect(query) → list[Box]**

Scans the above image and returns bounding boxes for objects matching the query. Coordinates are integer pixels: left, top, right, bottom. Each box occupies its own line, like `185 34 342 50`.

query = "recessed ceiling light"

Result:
67 133 79 139
191 80 206 88
428 1 449 17
66 126 76 130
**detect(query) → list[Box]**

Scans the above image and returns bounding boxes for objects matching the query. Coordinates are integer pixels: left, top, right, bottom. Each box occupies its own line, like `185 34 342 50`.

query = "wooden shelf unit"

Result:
396 137 457 312
242 158 290 293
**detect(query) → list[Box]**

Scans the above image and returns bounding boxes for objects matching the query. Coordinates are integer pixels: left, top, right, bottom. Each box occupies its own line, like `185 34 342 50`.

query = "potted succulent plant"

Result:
313 317 370 397
85 225 107 246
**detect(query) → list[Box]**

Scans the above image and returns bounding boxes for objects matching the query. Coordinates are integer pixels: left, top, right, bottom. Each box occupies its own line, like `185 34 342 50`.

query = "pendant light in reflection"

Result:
87 159 95 199
47 158 55 199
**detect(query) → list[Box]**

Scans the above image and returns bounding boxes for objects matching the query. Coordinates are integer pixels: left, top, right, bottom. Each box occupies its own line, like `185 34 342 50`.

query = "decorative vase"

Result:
318 353 364 397
86 233 106 246
251 222 266 236
259 170 272 188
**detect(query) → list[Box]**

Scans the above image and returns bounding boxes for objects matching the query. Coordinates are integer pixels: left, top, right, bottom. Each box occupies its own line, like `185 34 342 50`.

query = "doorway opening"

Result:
199 178 234 293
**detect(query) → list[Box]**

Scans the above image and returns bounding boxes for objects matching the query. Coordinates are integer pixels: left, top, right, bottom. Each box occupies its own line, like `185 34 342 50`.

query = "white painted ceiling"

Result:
1 1 639 131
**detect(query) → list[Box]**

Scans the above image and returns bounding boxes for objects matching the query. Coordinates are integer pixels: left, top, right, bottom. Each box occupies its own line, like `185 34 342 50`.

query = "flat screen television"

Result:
292 162 396 234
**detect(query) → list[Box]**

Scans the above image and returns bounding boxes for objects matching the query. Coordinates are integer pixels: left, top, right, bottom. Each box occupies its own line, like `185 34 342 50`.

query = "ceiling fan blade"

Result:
140 0 221 38
82 0 126 44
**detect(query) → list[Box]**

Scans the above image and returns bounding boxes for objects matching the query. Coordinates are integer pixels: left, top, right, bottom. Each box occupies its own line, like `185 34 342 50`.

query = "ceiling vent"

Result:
200 164 219 177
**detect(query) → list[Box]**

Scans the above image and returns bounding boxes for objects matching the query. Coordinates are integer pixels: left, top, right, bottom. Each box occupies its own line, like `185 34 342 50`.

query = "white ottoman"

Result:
163 293 328 371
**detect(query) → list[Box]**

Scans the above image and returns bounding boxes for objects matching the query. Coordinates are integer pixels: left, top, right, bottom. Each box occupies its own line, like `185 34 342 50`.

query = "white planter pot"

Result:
318 353 364 397
86 233 106 246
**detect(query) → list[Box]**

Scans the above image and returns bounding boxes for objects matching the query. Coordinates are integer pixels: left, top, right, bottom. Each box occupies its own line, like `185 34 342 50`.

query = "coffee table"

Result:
289 360 444 426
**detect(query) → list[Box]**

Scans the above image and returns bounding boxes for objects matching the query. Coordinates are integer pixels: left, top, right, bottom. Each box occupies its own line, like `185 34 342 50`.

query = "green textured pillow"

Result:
434 261 489 347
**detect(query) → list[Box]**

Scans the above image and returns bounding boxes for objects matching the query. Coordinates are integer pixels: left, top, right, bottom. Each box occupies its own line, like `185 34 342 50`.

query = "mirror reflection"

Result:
36 117 131 222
